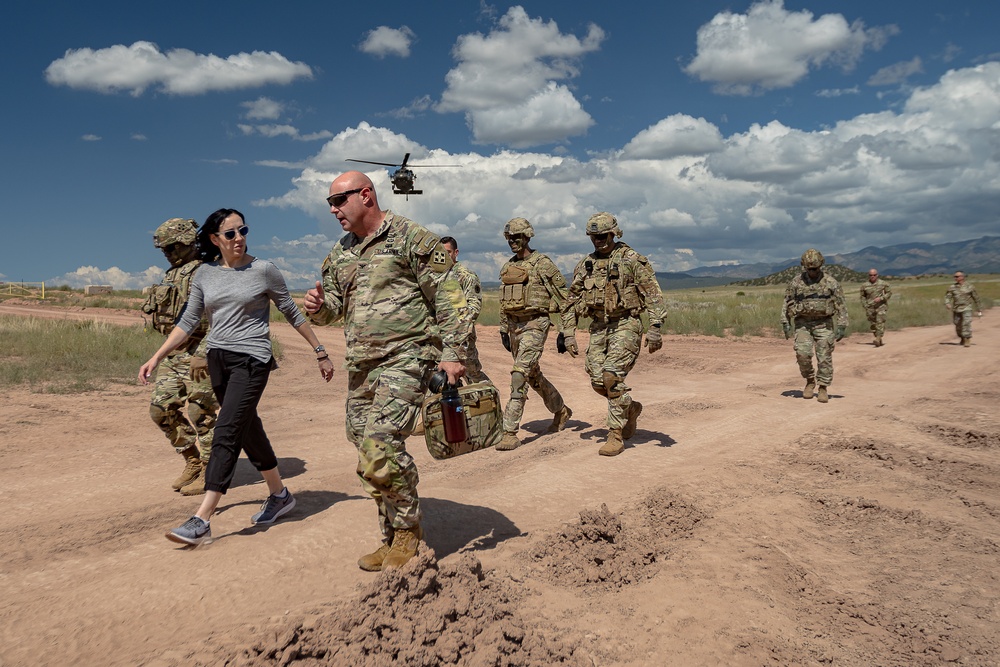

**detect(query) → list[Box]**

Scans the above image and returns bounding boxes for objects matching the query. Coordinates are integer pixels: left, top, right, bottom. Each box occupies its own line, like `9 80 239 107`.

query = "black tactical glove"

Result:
556 332 566 353
500 331 511 352
782 322 792 340
835 325 846 341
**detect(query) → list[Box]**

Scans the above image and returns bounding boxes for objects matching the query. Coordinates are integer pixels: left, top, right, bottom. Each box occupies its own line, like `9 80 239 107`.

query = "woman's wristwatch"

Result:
314 344 329 361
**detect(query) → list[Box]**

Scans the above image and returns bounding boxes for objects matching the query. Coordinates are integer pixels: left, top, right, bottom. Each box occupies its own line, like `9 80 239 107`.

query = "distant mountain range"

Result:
663 236 1000 283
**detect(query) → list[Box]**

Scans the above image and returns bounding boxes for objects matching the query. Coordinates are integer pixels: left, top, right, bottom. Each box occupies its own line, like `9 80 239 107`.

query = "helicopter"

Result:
346 152 458 199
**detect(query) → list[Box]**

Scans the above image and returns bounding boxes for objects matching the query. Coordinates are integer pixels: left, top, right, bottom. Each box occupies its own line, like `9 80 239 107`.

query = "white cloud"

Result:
621 115 724 159
436 6 604 146
82 134 101 141
253 62 1000 285
684 0 898 95
45 41 313 96
50 266 163 290
242 97 285 120
359 26 416 58
386 95 433 119
816 86 860 98
130 133 147 141
867 57 924 86
238 123 333 141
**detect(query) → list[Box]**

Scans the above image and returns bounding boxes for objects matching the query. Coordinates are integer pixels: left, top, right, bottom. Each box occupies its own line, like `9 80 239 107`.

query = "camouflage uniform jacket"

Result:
498 250 569 331
782 271 848 328
142 260 209 357
561 242 667 330
860 278 892 309
452 260 483 329
308 211 468 370
945 282 981 312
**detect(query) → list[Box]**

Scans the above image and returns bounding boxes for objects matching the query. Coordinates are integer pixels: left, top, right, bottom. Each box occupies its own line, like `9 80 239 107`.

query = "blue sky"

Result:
2 0 999 289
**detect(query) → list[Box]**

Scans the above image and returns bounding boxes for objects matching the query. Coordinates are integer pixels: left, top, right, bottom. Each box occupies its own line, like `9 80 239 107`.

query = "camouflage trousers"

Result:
793 318 836 386
149 351 217 461
865 305 888 338
502 315 565 433
464 324 492 385
346 356 435 540
586 316 642 430
952 310 974 339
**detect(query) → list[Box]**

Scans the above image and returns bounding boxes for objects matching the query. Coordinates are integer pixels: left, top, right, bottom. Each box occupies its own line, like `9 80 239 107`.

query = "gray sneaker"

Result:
251 489 296 525
166 516 211 545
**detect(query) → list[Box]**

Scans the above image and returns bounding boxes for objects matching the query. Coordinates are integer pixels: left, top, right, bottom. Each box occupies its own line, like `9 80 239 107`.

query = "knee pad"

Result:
510 371 528 398
149 403 170 427
591 383 608 397
602 371 624 399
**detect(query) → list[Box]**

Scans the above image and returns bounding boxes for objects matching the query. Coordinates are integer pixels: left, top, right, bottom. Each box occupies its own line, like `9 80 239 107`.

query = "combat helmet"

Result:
586 212 623 238
503 217 534 238
800 248 824 269
154 218 198 248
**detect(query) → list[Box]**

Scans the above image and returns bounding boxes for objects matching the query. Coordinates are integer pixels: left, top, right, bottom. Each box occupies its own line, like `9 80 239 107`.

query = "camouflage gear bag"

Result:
142 261 203 336
422 381 503 459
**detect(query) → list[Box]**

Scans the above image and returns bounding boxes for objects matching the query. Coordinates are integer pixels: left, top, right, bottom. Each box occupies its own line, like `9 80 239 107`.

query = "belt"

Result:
506 311 544 323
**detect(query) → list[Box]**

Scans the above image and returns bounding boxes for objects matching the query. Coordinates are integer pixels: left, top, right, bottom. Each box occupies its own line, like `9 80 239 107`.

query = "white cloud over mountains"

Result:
684 0 898 95
45 42 313 96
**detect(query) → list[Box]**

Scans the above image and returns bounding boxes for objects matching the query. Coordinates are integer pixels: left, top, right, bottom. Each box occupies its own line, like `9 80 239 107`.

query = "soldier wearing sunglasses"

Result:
304 172 468 572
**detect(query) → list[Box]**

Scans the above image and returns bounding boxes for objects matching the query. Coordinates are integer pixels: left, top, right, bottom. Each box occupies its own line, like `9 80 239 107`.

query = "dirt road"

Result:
1 302 997 665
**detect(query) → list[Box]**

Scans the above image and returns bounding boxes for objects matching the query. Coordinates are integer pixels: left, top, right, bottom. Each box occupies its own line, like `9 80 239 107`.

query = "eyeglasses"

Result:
217 225 249 240
326 188 364 208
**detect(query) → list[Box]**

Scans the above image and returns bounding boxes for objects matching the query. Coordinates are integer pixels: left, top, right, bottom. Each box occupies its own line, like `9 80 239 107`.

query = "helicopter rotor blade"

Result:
346 159 401 167
399 152 411 168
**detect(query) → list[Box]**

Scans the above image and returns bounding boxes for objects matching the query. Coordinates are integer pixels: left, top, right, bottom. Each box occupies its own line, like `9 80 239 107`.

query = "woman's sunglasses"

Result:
217 225 249 240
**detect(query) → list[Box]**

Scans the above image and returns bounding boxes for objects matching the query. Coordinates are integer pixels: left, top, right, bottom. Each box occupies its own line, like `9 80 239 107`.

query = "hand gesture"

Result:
304 280 325 314
644 329 662 354
189 356 209 382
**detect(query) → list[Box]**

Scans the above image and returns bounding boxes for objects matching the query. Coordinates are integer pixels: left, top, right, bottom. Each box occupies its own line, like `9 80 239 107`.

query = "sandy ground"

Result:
1 302 998 666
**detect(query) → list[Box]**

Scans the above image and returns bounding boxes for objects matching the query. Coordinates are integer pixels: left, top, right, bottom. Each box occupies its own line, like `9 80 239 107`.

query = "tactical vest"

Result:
581 245 643 318
142 261 207 345
790 280 837 319
499 252 552 315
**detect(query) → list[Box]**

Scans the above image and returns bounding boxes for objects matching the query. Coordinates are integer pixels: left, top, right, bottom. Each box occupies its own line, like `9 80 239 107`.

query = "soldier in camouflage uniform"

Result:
945 271 983 347
559 213 667 457
496 218 573 452
304 172 467 572
780 249 848 404
860 268 892 347
441 236 491 385
142 218 218 495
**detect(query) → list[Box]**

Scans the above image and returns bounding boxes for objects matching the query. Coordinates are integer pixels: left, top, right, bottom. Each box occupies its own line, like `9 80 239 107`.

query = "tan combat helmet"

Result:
154 218 198 248
800 248 824 269
503 217 535 238
586 212 623 238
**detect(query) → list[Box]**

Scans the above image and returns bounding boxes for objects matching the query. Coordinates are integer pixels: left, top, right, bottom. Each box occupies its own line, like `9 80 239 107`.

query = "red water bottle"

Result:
440 382 468 444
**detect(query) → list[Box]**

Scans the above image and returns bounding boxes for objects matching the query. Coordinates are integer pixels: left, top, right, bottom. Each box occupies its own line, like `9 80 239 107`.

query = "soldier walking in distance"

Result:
860 268 892 347
560 213 666 457
945 271 983 347
441 236 491 385
781 249 848 404
142 218 218 495
496 217 572 451
304 172 467 572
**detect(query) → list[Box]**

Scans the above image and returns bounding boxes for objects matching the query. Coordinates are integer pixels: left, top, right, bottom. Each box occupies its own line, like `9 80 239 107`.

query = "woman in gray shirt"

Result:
139 208 334 545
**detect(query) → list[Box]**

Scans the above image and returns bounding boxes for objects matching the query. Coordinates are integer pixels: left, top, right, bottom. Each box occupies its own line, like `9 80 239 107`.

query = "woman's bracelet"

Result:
316 353 330 362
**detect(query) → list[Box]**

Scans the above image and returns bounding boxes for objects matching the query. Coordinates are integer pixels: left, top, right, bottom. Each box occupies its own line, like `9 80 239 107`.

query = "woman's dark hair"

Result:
198 208 245 262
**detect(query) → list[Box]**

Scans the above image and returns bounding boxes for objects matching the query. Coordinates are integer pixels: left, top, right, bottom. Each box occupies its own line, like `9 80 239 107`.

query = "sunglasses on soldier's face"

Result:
217 225 249 240
326 188 364 208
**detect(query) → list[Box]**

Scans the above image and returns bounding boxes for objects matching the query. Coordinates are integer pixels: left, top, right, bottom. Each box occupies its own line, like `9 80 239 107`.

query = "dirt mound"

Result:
213 549 589 667
526 489 703 589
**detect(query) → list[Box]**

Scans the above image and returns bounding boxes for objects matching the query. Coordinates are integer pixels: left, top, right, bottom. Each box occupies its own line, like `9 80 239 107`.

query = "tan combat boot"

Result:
963 337 971 347
599 429 625 457
381 525 423 569
357 540 393 571
803 380 815 400
179 465 207 496
496 432 521 451
172 447 203 491
411 420 425 436
875 336 883 347
817 386 829 403
622 401 643 440
546 406 573 433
